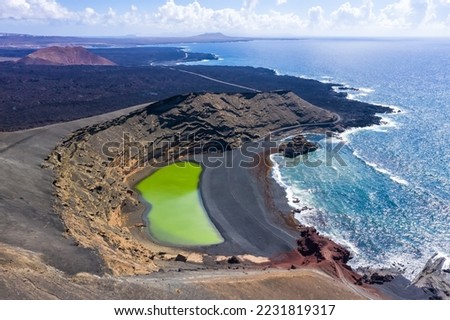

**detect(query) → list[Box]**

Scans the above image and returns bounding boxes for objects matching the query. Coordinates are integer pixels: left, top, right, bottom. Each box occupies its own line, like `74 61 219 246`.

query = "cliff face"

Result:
17 46 116 66
47 91 336 275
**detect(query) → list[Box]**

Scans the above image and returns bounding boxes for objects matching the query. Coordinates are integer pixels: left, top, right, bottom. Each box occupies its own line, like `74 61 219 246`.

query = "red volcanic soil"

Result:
268 227 377 296
17 46 116 66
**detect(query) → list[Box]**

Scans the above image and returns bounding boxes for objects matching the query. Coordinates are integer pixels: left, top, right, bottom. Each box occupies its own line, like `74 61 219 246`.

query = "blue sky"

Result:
1 0 449 37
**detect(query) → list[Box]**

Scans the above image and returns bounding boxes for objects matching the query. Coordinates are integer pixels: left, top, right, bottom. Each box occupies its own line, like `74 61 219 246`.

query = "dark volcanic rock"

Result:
368 273 394 285
297 229 322 259
360 255 450 300
267 226 361 283
175 254 187 262
228 256 240 264
296 227 352 265
0 64 392 132
338 86 358 91
332 246 352 265
279 135 318 158
17 46 116 66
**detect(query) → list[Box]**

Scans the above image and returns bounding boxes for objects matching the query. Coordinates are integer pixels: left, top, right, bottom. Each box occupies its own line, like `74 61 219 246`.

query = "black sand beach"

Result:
198 142 298 257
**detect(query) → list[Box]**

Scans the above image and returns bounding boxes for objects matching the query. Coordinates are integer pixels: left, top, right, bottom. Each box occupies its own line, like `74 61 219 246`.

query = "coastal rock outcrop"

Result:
360 272 395 285
413 254 450 300
278 135 318 158
17 46 116 66
270 226 359 283
48 91 336 275
296 226 351 265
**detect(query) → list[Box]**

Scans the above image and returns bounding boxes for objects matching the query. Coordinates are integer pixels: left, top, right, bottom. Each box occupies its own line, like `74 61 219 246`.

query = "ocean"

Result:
184 38 450 279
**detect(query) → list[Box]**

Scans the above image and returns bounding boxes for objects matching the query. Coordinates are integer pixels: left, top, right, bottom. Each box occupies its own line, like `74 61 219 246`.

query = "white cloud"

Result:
413 0 450 34
154 0 305 34
377 0 414 28
122 5 144 25
330 1 375 27
308 6 328 28
0 0 449 36
0 0 75 20
243 0 259 12
306 0 450 35
423 0 450 24
424 0 438 23
80 7 100 25
156 1 213 25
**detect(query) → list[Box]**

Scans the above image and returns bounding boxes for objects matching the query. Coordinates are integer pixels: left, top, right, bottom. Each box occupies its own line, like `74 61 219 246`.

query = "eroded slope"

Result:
47 91 336 275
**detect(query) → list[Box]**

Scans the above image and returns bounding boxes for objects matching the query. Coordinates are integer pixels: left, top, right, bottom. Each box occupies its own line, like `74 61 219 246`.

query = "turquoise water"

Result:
185 39 450 278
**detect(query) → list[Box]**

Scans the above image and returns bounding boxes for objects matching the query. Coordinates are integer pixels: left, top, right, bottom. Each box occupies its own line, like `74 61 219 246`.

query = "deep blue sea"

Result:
184 39 450 278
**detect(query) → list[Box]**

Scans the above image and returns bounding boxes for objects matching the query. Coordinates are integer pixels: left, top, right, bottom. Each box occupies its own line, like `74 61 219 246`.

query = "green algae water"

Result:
136 162 223 246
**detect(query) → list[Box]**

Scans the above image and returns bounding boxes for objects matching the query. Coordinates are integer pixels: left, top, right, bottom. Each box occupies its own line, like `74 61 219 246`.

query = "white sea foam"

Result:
296 210 362 259
270 154 315 212
269 75 425 277
270 156 285 188
351 251 428 280
343 237 449 280
353 150 409 186
331 83 401 112
346 87 376 100
270 153 432 279
273 69 282 76
177 58 213 65
339 125 370 143
283 72 332 83
319 77 333 84
359 87 375 94
377 103 405 114
389 175 410 186
397 251 450 281
339 112 400 144
270 154 363 259
331 83 402 120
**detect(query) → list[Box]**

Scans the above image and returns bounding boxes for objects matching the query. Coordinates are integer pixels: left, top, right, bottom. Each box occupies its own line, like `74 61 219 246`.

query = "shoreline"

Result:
126 127 385 297
255 134 436 300
1 85 434 299
263 129 444 299
114 93 411 298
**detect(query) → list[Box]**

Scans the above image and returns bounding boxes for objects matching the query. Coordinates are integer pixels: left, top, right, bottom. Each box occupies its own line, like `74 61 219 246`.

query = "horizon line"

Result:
2 32 450 40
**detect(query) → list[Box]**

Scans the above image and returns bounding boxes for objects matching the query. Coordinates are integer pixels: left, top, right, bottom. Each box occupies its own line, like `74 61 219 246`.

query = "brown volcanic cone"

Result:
17 46 116 66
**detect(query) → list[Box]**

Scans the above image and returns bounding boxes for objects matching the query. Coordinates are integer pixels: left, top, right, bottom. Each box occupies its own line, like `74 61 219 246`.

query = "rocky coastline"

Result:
278 134 319 158
43 89 450 300
2 80 446 299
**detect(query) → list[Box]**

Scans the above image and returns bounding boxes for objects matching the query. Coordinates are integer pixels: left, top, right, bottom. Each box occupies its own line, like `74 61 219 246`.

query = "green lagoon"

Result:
136 162 223 246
